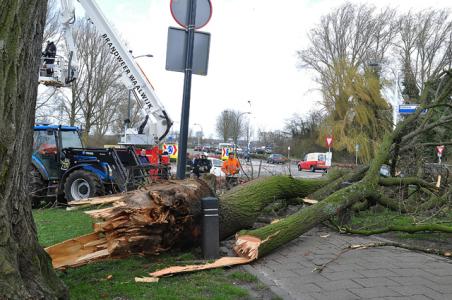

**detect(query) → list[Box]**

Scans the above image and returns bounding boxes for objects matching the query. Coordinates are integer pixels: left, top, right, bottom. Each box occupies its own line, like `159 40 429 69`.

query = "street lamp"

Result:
133 54 154 59
129 50 154 59
235 111 251 147
193 123 203 147
247 100 252 151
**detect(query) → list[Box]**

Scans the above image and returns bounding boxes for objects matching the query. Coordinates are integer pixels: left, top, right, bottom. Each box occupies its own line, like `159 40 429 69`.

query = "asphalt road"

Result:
240 159 325 179
171 157 325 180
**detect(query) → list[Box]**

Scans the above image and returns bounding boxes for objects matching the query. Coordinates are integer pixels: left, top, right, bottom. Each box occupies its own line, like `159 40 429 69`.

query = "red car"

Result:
298 152 329 172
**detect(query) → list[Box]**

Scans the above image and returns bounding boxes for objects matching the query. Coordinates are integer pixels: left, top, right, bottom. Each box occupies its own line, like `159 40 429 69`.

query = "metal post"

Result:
393 72 399 130
127 89 131 128
355 144 359 165
124 89 132 141
176 0 197 179
202 197 219 259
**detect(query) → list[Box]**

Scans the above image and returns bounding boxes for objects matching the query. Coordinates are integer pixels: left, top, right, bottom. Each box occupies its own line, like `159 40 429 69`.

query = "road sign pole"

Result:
176 0 197 179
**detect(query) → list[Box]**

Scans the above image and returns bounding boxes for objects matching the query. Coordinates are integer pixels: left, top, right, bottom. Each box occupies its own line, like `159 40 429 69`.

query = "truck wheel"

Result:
29 165 46 208
298 165 302 171
310 166 315 172
64 170 104 201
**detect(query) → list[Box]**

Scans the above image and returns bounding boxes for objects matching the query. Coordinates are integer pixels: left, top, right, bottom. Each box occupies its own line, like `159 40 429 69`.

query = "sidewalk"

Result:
244 227 452 300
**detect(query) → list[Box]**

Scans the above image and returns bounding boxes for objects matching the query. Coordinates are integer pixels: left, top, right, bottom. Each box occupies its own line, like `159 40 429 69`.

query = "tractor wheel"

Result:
64 170 104 202
29 165 46 208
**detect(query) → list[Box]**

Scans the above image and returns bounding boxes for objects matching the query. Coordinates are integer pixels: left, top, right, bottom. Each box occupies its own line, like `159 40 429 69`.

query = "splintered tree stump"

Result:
46 179 213 269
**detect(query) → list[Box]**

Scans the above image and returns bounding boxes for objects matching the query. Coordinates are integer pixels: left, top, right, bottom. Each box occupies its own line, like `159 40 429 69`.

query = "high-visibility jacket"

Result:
221 157 240 176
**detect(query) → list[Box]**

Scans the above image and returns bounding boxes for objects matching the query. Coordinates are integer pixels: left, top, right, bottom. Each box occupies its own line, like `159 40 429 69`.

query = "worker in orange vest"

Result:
221 152 240 188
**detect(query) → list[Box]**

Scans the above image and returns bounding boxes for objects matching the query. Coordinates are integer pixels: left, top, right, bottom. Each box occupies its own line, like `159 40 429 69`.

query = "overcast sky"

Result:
90 0 451 139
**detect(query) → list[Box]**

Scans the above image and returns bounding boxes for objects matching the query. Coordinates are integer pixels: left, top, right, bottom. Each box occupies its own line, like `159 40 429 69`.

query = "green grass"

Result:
33 208 269 300
33 208 93 247
60 256 248 300
228 271 258 283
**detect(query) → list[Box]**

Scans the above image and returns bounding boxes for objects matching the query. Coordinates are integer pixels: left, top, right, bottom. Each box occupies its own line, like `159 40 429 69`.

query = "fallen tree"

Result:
46 173 344 269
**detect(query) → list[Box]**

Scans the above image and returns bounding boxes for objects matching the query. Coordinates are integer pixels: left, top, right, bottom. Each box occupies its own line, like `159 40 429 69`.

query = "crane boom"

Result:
59 0 172 142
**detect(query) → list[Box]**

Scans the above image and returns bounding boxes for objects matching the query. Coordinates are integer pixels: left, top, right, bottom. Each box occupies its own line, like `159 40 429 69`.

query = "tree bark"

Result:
308 166 368 200
0 1 67 299
337 224 452 235
219 174 343 239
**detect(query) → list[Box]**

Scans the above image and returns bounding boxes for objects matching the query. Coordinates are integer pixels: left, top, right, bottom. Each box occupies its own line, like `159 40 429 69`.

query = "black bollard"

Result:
201 197 219 259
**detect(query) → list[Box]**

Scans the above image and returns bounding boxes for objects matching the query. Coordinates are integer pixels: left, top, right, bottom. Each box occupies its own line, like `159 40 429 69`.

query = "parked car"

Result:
298 152 329 172
202 144 212 152
208 157 226 177
194 145 202 151
255 147 265 154
267 154 287 164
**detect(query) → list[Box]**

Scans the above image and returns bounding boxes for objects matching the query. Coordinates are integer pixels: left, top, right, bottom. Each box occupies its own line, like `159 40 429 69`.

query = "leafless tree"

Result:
60 18 124 143
230 110 247 144
396 9 452 98
111 90 143 134
284 110 324 139
216 110 233 142
92 83 127 137
298 3 397 109
215 110 246 143
43 0 61 43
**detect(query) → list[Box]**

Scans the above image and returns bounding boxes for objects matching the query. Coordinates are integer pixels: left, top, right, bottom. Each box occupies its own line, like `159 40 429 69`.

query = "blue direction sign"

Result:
399 104 427 115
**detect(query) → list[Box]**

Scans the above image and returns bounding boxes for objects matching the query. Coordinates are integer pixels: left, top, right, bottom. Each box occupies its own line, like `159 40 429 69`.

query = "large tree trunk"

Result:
0 1 67 299
219 174 343 239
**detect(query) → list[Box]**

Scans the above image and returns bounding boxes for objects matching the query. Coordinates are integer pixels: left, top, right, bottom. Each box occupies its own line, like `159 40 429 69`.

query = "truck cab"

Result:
297 152 329 172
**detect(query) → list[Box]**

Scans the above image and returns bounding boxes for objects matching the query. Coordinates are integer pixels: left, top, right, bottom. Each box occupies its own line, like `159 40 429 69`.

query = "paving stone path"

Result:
244 227 452 300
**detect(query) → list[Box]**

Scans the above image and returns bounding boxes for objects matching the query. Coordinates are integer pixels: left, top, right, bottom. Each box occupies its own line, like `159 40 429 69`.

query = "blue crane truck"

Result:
30 124 151 206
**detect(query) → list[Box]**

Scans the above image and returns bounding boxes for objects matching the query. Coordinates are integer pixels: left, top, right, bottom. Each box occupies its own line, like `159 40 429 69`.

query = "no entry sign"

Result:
170 0 212 29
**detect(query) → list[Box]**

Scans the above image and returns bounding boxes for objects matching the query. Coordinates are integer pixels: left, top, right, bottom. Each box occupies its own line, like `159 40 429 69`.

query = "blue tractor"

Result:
30 125 151 206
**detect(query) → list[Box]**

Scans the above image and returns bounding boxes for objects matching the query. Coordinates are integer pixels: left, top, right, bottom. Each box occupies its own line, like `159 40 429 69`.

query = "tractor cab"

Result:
32 125 82 180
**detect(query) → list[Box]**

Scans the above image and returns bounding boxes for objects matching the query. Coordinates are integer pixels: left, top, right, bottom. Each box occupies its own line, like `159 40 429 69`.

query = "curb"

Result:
242 264 297 300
